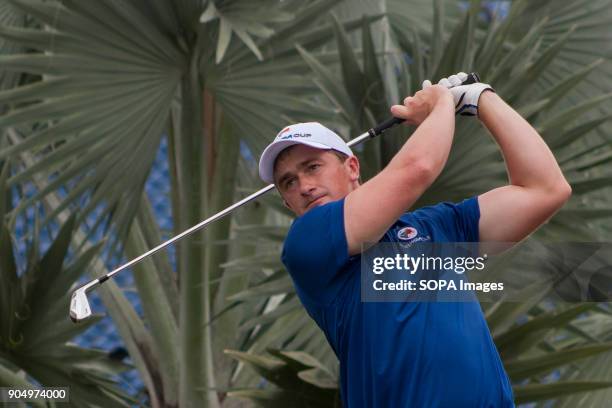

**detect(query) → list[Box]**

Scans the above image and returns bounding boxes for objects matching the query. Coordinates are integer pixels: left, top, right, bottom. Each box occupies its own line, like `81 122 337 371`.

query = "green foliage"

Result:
224 349 340 407
220 1 612 406
0 1 367 406
1 0 612 407
0 162 135 407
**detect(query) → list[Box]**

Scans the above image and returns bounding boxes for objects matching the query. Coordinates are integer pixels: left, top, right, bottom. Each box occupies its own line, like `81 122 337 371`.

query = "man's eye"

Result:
308 164 320 171
285 178 296 188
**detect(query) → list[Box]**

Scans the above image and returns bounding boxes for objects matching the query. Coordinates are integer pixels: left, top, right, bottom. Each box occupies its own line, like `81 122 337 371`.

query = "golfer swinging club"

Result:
258 73 571 407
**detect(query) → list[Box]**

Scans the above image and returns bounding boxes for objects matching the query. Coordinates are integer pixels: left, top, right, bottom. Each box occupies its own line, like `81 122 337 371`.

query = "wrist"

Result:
434 92 454 110
477 89 498 119
479 88 496 103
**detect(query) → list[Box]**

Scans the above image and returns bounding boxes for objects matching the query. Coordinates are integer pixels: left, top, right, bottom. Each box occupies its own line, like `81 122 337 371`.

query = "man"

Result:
258 73 571 407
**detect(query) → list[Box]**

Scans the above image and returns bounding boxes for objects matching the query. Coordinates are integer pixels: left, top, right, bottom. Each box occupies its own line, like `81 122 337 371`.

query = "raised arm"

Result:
477 91 572 242
344 85 455 255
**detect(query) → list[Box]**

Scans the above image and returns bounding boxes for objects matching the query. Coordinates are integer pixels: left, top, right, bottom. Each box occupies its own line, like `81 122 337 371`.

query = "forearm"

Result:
389 96 455 178
478 92 570 191
344 93 455 254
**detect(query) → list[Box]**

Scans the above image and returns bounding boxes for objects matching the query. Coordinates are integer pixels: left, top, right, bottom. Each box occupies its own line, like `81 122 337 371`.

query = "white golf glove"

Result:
423 72 494 117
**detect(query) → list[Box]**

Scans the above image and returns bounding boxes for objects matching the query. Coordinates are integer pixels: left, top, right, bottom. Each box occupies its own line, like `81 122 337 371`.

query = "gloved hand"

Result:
422 72 494 117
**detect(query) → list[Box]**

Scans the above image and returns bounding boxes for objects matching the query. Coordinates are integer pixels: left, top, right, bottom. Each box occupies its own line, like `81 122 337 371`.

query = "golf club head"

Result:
70 287 92 323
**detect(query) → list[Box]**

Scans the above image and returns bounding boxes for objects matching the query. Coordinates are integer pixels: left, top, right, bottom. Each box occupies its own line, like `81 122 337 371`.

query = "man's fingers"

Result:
448 74 462 87
391 104 409 117
422 79 432 89
456 72 468 82
438 78 452 88
403 96 414 105
438 72 470 88
391 105 417 124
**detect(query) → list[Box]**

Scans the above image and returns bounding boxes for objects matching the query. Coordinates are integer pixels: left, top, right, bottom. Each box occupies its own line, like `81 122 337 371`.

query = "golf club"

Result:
69 72 480 323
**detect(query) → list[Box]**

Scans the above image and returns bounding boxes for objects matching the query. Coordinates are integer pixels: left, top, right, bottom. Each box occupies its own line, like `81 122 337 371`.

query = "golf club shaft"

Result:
77 128 378 293
75 72 480 294
103 183 276 283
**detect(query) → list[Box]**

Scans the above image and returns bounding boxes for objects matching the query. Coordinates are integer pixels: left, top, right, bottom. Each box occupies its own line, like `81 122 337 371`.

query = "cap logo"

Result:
278 132 312 140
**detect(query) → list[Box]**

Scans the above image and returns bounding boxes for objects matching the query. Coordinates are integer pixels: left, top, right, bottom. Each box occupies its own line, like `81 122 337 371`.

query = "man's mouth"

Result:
306 195 326 209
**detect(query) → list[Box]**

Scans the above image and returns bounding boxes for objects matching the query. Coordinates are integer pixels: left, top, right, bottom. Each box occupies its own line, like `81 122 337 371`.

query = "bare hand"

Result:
390 85 453 126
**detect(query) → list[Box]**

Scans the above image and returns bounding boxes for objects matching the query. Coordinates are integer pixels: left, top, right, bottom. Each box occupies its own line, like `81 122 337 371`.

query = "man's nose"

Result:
299 176 317 196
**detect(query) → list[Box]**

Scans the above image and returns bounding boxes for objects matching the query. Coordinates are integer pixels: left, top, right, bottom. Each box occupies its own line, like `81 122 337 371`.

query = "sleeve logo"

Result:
397 226 418 241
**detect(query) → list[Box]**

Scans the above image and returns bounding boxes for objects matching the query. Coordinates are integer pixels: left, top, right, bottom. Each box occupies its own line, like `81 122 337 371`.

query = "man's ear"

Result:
346 156 360 182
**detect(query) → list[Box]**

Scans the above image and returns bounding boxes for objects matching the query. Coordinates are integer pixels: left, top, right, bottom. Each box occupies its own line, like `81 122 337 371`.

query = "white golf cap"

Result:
258 122 353 184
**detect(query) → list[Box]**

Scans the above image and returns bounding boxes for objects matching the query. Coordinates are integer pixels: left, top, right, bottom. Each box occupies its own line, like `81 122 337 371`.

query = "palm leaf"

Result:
514 381 612 405
505 342 612 381
0 198 135 407
0 0 183 244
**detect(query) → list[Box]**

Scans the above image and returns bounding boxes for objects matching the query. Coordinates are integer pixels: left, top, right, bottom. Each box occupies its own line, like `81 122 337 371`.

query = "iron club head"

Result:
70 286 92 322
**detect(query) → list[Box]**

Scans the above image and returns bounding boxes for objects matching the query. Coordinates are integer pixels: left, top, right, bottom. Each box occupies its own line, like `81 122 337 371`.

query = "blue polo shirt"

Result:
282 197 514 408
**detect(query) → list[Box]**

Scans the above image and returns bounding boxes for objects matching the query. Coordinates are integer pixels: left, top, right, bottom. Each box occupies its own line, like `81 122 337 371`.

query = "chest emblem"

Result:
397 226 418 241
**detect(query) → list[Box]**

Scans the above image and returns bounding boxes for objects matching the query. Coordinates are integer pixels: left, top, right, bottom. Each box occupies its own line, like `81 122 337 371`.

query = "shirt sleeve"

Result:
424 196 481 242
281 198 351 306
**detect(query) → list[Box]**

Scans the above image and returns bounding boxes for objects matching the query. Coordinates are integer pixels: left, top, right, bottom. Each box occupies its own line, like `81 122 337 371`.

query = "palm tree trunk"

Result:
176 53 219 407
